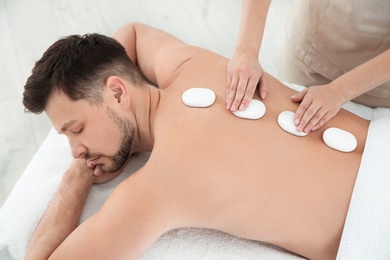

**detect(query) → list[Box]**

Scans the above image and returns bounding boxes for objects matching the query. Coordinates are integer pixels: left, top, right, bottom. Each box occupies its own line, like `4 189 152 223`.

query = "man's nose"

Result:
70 142 88 159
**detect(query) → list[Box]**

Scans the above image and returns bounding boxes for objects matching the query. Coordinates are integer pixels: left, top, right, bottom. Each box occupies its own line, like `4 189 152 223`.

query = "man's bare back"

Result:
116 48 369 259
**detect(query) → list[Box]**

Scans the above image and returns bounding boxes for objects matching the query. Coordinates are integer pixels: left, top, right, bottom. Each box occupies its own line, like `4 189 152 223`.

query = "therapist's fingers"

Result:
290 88 308 109
291 88 320 132
226 58 239 110
227 70 263 111
301 107 327 132
296 104 321 132
311 105 341 131
238 75 259 111
226 67 232 104
226 54 263 111
230 74 250 111
292 85 345 132
291 88 309 126
226 74 239 110
227 71 265 112
311 113 332 131
258 73 268 100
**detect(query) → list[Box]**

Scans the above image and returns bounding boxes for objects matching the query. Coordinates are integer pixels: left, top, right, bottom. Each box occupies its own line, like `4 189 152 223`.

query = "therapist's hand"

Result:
291 84 346 133
226 51 268 112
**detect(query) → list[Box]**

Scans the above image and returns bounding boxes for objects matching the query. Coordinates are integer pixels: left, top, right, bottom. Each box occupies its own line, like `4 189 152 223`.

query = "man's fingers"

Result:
93 165 104 176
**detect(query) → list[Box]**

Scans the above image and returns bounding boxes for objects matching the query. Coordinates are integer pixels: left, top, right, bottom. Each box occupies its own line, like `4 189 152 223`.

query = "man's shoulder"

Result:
156 45 220 89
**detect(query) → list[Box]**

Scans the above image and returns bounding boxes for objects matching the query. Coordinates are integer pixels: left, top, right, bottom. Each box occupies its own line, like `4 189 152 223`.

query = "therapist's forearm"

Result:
234 0 271 57
331 49 390 103
25 165 94 260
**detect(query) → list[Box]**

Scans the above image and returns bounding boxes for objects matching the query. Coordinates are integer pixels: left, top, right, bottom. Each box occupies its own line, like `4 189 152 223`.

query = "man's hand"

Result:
67 159 124 184
60 159 95 190
90 156 133 184
226 52 268 112
290 84 345 133
92 164 123 184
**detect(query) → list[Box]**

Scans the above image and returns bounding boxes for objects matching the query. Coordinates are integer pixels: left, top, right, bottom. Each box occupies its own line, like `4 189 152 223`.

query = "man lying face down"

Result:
22 23 369 260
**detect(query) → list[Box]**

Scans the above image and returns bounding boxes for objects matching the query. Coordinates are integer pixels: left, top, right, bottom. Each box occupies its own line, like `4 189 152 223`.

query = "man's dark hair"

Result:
23 33 145 114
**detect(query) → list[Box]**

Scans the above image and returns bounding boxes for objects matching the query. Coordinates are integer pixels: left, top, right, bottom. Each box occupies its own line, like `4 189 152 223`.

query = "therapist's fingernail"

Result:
231 104 237 112
239 104 245 111
294 119 299 125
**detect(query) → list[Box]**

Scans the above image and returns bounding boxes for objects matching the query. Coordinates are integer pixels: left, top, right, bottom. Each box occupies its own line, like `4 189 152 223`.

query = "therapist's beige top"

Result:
284 0 390 107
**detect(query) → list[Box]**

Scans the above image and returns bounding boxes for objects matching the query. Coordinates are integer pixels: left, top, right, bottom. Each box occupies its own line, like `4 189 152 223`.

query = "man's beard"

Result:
105 124 134 172
87 107 135 173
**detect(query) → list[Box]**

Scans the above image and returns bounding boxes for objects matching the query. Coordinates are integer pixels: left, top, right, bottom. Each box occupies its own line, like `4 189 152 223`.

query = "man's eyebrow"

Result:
60 119 78 133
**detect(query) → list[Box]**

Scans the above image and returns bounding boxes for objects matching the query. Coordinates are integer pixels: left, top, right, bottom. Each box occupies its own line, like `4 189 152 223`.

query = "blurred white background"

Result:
0 0 293 207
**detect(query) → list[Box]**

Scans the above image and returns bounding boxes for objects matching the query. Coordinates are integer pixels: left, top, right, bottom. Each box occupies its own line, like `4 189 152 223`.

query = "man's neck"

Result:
129 83 160 153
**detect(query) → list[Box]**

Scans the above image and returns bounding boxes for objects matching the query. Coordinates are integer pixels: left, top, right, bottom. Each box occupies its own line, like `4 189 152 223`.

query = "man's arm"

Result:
25 160 164 259
25 159 94 259
113 22 200 88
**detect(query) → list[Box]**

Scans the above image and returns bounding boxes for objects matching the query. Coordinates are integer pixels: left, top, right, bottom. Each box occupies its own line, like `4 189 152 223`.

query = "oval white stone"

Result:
182 88 216 108
323 127 357 152
277 111 308 137
232 99 266 120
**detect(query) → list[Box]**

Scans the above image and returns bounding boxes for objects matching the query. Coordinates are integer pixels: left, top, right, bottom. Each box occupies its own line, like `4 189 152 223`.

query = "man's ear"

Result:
106 76 130 108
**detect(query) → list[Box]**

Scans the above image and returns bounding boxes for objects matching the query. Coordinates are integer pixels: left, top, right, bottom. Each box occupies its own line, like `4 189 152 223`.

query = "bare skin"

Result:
26 23 369 260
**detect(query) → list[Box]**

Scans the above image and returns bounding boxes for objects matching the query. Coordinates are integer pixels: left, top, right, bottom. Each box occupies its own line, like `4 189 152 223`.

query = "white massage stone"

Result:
182 88 216 108
323 127 357 152
232 99 266 120
277 111 308 137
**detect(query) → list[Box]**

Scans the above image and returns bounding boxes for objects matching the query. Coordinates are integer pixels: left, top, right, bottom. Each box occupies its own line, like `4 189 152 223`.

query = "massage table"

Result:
1 83 389 259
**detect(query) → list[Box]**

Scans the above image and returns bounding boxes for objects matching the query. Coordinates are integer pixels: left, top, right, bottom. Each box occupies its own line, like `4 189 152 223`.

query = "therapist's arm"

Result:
292 48 390 132
226 0 271 112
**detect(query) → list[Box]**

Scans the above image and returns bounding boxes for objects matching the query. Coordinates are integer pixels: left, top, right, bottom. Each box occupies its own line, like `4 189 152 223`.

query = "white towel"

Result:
337 108 390 260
